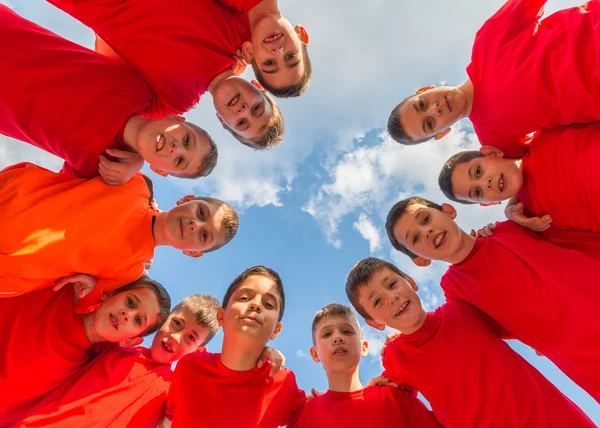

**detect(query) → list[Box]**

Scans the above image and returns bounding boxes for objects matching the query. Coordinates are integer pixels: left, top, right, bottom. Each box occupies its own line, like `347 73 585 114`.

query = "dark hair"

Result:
171 294 220 346
222 266 285 322
194 197 239 252
438 150 483 204
346 258 409 321
111 275 171 336
311 303 360 344
251 44 311 98
224 92 285 150
385 196 444 259
171 123 218 179
387 97 435 145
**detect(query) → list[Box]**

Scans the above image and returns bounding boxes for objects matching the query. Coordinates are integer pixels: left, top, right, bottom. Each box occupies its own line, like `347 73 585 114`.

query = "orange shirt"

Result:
0 163 156 312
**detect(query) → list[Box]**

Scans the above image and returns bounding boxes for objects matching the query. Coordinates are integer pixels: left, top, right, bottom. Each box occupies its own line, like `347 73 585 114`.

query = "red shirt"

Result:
0 286 91 426
218 0 262 13
14 345 171 428
518 124 600 233
541 228 600 260
166 352 305 427
47 0 251 117
382 300 594 428
290 386 441 428
0 163 156 313
467 0 600 157
442 221 600 402
0 5 152 179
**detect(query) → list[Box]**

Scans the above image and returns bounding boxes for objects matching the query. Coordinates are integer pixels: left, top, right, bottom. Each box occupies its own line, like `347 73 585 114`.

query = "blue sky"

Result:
3 0 599 423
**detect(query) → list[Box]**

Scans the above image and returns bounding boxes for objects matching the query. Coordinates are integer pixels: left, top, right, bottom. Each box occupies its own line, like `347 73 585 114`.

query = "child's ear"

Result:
479 145 504 158
166 114 186 122
294 24 309 45
194 346 207 353
441 203 457 219
309 346 320 363
416 85 435 94
183 250 204 258
250 80 266 92
479 201 501 207
412 257 431 267
216 307 225 328
434 128 451 140
176 194 197 206
241 40 253 63
215 113 227 129
149 165 168 177
360 340 369 358
119 337 144 348
269 322 283 340
365 319 385 331
405 276 419 292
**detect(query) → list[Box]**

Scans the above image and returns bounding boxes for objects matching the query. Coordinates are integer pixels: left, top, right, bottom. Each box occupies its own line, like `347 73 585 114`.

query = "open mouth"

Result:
162 340 174 353
434 231 446 248
445 96 452 112
394 301 410 317
110 314 119 330
263 33 284 44
156 134 166 153
333 347 348 356
228 94 240 107
499 174 505 192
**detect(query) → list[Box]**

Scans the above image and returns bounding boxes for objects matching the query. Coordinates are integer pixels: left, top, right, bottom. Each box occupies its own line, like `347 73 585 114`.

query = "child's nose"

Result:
332 335 344 344
428 103 441 116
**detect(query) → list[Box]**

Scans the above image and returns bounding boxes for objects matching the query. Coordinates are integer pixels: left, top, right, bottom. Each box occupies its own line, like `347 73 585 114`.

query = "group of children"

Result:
1 0 599 426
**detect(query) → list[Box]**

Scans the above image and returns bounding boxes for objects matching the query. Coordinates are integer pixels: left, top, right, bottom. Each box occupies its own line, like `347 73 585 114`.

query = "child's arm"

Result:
52 273 96 300
98 149 144 186
504 197 553 232
470 222 499 238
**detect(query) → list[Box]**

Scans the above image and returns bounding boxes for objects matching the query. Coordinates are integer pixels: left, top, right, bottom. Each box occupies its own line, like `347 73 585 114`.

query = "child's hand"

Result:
53 273 96 299
306 388 324 401
470 222 499 238
144 259 153 270
366 375 400 389
505 203 552 232
381 331 400 357
231 49 247 76
257 346 286 376
98 149 144 186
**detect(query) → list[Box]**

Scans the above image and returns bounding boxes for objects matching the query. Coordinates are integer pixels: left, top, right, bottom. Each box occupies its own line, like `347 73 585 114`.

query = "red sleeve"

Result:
487 0 547 27
217 0 262 13
381 339 410 388
281 371 306 426
164 362 181 421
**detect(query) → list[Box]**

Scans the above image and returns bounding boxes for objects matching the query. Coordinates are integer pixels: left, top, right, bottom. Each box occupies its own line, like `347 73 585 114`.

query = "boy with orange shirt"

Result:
387 0 600 158
385 196 600 402
345 258 594 427
0 5 217 184
164 266 305 427
0 275 171 426
0 162 239 313
291 303 441 428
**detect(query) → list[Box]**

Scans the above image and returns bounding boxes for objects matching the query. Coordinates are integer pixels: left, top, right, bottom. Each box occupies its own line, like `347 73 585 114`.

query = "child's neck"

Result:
151 212 168 247
207 69 236 96
458 79 474 117
326 367 363 393
247 0 281 30
122 115 146 153
80 313 102 345
397 309 428 335
444 230 476 265
220 334 265 372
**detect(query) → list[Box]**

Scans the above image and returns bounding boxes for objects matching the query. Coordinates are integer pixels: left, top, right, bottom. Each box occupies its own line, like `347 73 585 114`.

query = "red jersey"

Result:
14 345 171 428
541 228 600 260
47 0 251 117
166 352 305 427
382 300 594 428
442 221 600 402
0 5 152 179
0 163 156 313
518 124 600 233
290 385 441 428
218 0 262 13
0 286 91 426
467 0 600 157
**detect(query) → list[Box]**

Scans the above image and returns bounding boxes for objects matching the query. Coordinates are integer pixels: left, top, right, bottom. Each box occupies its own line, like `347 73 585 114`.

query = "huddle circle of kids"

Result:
1 0 599 427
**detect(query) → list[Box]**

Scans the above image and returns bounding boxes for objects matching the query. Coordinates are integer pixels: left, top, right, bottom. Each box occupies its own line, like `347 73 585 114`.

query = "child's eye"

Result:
135 316 142 326
475 166 481 177
128 298 134 308
176 156 183 167
239 296 248 301
252 103 261 113
427 119 434 131
343 330 352 335
285 52 298 61
264 59 275 66
373 298 381 308
388 281 396 290
475 189 482 200
322 332 331 338
424 215 430 224
188 334 196 343
419 99 425 111
173 319 182 328
237 119 247 127
264 302 274 309
413 234 419 244
184 134 190 146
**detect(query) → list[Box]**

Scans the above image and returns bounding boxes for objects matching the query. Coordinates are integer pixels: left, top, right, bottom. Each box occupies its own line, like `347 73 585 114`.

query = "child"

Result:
387 0 600 157
46 0 286 149
220 0 312 98
0 275 171 426
0 5 217 184
345 258 594 427
163 266 305 427
439 124 600 236
291 303 441 428
0 162 239 313
385 197 600 402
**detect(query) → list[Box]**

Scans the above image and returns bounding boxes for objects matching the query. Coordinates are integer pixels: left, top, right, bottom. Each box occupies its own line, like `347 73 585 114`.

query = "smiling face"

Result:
311 314 367 373
451 152 523 204
398 86 467 141
357 267 425 332
150 308 212 364
90 287 161 343
213 77 273 141
135 116 212 177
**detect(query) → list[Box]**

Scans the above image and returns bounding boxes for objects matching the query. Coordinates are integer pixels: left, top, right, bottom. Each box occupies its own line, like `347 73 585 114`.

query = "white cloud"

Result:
0 136 63 172
361 324 397 364
296 349 310 360
353 213 382 253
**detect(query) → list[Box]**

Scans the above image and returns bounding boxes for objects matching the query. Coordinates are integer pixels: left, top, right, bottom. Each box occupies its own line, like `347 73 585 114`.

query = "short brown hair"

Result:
251 44 312 98
439 150 483 204
111 275 171 336
195 196 239 252
222 266 285 322
385 196 444 259
311 303 360 344
171 294 220 346
387 97 434 145
172 123 218 179
224 92 285 150
346 258 409 321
